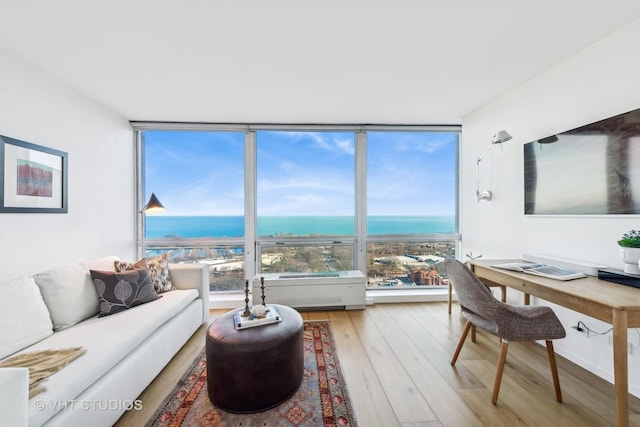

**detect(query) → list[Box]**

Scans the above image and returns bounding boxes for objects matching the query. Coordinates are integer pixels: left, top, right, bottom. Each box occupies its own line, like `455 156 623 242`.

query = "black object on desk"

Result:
598 268 640 289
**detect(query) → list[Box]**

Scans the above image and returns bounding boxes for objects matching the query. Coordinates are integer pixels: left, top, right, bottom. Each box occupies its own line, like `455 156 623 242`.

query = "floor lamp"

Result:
140 193 165 258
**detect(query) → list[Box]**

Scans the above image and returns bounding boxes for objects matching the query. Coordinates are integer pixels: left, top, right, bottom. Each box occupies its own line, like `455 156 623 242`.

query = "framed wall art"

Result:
0 134 68 213
524 107 640 215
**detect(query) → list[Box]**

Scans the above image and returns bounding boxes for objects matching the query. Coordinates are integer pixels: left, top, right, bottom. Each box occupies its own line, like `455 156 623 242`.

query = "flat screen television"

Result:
524 108 640 215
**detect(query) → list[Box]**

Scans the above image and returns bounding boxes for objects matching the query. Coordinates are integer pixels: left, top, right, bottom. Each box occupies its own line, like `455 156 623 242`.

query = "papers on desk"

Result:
491 262 587 281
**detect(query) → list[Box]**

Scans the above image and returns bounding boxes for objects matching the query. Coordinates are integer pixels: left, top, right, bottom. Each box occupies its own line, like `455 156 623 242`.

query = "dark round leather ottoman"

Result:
206 304 304 413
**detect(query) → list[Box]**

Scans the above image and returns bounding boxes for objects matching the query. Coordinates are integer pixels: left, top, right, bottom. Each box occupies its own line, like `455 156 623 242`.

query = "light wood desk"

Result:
469 259 640 427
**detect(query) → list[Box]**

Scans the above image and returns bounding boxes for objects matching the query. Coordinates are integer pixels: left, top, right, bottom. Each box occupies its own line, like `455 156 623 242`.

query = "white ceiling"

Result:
2 1 640 125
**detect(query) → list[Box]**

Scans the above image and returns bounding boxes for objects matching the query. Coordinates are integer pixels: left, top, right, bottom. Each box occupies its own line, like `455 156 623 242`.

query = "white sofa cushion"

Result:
80 255 120 272
0 276 53 359
24 288 199 427
33 264 99 331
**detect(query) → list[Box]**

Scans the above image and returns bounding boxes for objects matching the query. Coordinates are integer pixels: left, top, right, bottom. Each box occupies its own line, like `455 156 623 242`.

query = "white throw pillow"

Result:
80 255 121 272
33 264 100 331
0 276 53 359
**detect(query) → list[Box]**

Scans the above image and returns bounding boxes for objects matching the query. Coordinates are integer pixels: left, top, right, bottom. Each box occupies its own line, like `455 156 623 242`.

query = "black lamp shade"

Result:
143 193 165 213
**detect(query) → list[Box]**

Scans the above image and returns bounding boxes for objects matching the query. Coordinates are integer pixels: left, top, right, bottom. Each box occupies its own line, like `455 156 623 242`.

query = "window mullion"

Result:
355 130 367 272
245 130 257 281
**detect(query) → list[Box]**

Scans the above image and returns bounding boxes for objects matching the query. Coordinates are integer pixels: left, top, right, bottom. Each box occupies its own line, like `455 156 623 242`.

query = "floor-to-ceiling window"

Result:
135 124 459 293
366 131 458 288
139 129 246 292
256 130 356 273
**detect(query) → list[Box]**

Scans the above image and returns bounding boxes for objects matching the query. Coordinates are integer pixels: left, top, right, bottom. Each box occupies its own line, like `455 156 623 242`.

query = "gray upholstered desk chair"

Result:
444 258 566 404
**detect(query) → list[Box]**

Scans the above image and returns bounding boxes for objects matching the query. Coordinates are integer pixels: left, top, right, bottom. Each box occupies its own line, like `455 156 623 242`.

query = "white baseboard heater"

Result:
252 270 366 310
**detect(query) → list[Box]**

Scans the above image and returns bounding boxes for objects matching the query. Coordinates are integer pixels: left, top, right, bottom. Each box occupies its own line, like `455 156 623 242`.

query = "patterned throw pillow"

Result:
90 268 161 317
114 254 174 293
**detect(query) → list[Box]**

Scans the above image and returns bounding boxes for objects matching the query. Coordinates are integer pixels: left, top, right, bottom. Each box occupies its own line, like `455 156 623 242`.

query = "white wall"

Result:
461 17 640 395
0 48 136 281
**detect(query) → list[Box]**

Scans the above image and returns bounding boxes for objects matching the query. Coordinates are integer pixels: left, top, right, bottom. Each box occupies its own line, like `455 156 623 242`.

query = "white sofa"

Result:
0 256 209 427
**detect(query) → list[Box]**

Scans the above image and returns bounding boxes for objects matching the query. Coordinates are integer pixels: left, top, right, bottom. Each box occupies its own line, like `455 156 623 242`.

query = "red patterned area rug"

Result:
145 321 357 427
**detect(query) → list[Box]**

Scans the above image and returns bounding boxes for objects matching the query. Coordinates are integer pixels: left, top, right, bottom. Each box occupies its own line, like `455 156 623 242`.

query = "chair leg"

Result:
451 320 472 365
492 339 509 404
471 324 476 342
546 340 563 402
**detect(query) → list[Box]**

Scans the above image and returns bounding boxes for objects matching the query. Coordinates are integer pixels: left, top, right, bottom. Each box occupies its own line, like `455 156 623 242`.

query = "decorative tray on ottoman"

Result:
234 305 282 330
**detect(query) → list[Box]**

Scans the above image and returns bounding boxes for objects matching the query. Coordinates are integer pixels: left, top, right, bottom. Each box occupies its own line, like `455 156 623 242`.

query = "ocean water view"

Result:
145 215 456 238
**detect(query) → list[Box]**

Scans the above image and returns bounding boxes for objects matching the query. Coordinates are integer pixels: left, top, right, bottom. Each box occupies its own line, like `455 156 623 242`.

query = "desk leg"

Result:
613 309 629 427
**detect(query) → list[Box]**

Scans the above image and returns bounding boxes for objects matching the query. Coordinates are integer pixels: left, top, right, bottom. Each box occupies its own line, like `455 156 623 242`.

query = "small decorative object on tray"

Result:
252 304 267 317
234 305 281 330
241 279 251 317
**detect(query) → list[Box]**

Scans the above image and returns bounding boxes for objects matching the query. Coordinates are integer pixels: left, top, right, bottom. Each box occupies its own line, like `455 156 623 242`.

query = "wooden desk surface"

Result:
470 259 640 426
470 259 640 326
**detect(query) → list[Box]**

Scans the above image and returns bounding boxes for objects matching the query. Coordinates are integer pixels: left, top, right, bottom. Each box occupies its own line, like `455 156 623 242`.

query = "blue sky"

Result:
144 130 457 216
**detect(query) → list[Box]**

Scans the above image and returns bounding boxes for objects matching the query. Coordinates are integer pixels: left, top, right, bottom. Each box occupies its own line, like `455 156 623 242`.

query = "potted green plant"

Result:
618 230 640 274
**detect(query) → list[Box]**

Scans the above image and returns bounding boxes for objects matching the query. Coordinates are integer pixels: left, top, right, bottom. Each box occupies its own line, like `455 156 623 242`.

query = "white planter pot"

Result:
619 246 640 274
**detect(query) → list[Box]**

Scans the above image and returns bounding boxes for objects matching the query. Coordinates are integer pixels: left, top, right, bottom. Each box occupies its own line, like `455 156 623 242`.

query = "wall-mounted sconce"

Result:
476 130 512 202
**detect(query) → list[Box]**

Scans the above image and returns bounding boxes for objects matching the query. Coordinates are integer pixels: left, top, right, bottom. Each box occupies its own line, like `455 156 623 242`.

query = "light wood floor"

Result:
115 302 640 426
